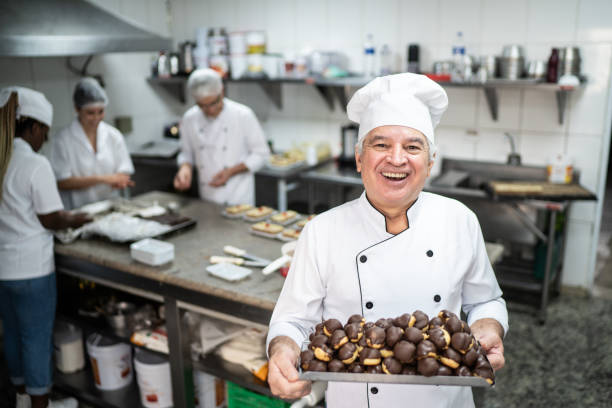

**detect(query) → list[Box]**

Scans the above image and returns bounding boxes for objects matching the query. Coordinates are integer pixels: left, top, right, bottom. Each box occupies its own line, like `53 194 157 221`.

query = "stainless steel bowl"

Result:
501 44 525 59
527 60 547 79
497 56 525 80
105 301 136 333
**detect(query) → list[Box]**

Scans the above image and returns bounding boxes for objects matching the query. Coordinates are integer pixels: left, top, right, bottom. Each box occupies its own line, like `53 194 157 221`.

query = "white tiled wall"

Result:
2 0 612 290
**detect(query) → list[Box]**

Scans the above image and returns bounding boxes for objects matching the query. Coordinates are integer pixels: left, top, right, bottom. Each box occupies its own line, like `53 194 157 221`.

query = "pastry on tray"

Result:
245 206 275 219
225 204 253 215
281 228 301 240
271 210 299 224
296 214 316 229
251 221 284 235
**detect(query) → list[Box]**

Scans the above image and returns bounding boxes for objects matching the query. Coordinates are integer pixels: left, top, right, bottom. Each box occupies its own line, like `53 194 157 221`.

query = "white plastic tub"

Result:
134 349 173 408
130 238 174 266
86 333 133 390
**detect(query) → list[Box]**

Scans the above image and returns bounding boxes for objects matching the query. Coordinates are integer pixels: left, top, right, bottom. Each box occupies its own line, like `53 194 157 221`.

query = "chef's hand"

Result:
267 336 312 399
470 318 505 371
173 164 192 191
105 173 135 189
209 168 232 187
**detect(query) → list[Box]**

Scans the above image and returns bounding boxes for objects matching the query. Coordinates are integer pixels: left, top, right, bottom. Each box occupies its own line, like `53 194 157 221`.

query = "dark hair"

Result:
15 117 42 137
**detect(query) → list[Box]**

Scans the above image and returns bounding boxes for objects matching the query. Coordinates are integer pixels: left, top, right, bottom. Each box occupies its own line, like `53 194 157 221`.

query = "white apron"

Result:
268 192 508 408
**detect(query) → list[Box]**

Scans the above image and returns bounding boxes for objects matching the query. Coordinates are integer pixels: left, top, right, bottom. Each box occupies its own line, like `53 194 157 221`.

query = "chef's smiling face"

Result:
355 125 434 212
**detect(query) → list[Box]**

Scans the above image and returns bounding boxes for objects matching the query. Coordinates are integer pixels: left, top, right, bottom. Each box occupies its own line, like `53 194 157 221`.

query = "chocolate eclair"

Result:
344 322 364 343
328 359 346 372
338 342 358 365
456 365 472 376
444 316 463 334
307 360 327 372
439 347 462 369
393 313 415 329
473 367 495 384
403 327 426 344
437 365 453 376
393 340 416 364
347 314 365 326
385 326 404 348
309 334 328 350
462 347 479 367
416 339 438 359
412 310 430 331
323 319 343 337
428 327 451 350
428 316 444 329
347 362 365 373
438 309 457 322
314 322 325 336
451 332 473 354
382 357 402 374
375 318 393 330
366 364 383 374
365 326 386 349
379 347 394 358
300 349 315 371
330 329 349 350
359 347 382 366
417 357 439 377
401 365 417 375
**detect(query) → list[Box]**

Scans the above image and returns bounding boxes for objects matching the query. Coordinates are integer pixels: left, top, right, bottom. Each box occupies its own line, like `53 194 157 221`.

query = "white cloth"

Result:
177 98 270 205
0 138 63 280
267 192 508 408
346 73 448 145
0 86 53 126
50 119 134 209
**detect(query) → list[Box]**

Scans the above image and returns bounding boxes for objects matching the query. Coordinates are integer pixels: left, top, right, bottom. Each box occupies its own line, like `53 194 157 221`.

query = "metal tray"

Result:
299 371 492 387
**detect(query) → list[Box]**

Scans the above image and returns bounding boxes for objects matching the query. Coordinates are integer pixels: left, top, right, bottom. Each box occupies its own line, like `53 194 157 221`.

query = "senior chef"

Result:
0 87 90 408
49 77 134 209
266 73 508 408
173 68 270 205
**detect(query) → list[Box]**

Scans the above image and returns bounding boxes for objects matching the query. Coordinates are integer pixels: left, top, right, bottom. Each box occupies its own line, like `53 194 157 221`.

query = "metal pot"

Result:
105 301 136 335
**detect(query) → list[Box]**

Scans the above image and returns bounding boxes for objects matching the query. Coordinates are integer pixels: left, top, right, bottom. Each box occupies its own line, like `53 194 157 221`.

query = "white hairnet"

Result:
347 73 448 157
0 86 53 127
187 68 223 100
73 77 108 109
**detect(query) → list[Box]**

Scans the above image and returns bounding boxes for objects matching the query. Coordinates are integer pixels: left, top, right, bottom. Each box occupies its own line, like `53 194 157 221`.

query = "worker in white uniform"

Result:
0 87 90 408
266 73 508 408
173 68 270 205
50 77 135 209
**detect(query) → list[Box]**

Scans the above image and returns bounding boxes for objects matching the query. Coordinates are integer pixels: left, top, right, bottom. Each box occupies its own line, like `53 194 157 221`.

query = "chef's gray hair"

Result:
356 130 437 162
187 68 223 100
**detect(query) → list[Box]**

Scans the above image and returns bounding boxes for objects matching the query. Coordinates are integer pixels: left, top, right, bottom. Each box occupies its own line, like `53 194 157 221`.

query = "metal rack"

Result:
147 76 584 124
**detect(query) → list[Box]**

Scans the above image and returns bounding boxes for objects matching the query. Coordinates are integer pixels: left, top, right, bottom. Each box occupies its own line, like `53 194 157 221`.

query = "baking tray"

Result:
298 371 492 387
484 180 596 201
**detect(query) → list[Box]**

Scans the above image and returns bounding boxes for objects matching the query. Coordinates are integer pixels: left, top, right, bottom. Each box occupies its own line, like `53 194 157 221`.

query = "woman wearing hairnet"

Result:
49 77 134 209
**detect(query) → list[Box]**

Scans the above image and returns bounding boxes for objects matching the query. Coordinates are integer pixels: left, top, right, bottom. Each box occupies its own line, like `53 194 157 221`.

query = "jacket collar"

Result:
358 191 425 237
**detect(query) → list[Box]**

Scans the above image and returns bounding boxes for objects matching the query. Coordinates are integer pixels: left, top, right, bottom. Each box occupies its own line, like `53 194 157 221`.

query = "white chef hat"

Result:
187 68 223 100
347 73 448 148
0 86 53 127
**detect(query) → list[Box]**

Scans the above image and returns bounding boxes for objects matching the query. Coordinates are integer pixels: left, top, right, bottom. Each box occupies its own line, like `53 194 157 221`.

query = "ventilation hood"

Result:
0 0 172 57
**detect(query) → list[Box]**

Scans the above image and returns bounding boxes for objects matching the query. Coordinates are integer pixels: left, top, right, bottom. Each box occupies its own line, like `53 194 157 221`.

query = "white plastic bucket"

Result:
86 333 133 390
53 322 85 374
134 349 173 408
194 370 225 408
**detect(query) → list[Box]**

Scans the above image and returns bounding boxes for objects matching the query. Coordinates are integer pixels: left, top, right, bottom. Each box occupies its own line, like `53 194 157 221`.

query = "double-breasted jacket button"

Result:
359 255 367 263
370 387 378 394
426 250 434 257
434 294 441 302
365 301 374 309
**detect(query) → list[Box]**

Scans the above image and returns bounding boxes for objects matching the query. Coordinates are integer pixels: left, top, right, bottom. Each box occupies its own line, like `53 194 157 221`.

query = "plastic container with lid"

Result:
130 238 174 266
246 31 266 54
134 349 173 408
53 322 85 374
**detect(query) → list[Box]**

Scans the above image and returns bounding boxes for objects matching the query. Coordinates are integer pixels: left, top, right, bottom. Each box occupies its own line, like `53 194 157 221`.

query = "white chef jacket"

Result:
0 138 64 280
177 98 269 205
267 192 509 408
50 119 134 209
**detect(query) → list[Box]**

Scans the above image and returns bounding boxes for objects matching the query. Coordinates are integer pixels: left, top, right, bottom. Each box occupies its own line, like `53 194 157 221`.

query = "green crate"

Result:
226 381 290 408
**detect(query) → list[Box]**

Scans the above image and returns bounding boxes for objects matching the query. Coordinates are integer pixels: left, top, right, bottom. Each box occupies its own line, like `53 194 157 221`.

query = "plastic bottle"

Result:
451 31 466 81
363 33 376 77
547 48 559 83
379 44 392 76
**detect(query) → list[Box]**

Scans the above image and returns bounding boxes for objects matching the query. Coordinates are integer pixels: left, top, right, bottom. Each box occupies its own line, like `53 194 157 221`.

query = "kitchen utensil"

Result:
497 56 525 80
501 44 525 59
527 60 547 79
223 245 271 265
479 55 497 78
209 256 267 267
262 241 296 276
179 41 195 74
339 124 359 167
104 301 136 336
559 46 581 76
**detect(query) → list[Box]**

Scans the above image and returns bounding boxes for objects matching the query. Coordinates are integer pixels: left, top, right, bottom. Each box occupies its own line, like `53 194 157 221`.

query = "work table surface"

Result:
55 191 287 314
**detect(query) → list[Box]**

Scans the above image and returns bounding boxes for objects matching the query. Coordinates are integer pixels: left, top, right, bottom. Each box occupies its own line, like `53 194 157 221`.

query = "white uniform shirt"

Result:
177 98 270 205
0 138 63 280
267 192 509 408
50 119 134 209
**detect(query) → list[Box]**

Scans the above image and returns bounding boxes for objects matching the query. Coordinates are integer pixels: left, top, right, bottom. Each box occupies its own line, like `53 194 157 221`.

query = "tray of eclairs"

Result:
298 310 495 387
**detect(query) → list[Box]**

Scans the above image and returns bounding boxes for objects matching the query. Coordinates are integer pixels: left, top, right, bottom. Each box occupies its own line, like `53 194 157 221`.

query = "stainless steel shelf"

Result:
146 75 584 123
